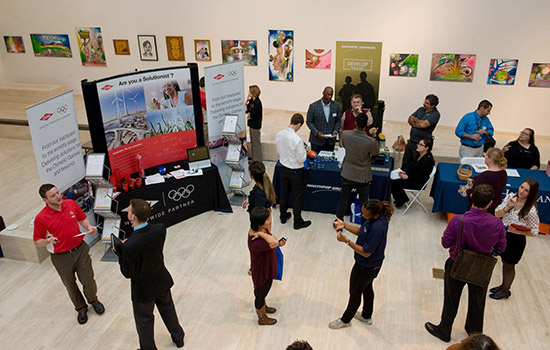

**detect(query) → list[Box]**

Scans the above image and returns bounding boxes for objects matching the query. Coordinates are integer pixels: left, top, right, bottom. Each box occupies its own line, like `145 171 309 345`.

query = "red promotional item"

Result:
511 223 530 231
307 150 317 159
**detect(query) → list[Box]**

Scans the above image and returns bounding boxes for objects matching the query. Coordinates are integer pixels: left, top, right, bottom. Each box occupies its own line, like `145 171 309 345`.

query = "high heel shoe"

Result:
489 285 502 294
489 290 511 300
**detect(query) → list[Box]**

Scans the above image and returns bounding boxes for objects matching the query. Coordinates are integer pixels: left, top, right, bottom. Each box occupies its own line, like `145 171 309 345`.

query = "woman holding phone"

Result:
490 178 539 300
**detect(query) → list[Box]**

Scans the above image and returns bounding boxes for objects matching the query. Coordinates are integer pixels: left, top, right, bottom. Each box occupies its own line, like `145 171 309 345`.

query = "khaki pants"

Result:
51 242 98 312
249 127 262 162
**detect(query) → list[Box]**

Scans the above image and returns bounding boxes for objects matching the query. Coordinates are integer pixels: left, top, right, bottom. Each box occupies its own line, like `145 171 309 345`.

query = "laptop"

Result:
187 146 211 170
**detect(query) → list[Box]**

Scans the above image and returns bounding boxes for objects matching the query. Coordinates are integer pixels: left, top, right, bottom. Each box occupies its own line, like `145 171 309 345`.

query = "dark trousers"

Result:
341 263 381 323
391 178 421 205
132 289 184 350
50 242 98 312
439 257 487 337
311 140 335 153
280 166 305 223
402 140 418 169
254 279 273 309
336 177 370 220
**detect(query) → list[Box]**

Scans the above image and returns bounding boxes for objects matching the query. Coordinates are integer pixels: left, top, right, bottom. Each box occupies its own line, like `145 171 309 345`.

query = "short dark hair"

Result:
290 113 304 126
286 340 313 350
470 184 494 208
356 113 368 129
250 207 270 231
478 100 493 110
130 199 151 223
425 94 439 107
199 77 205 88
420 137 433 153
350 93 363 102
459 334 500 350
39 184 56 198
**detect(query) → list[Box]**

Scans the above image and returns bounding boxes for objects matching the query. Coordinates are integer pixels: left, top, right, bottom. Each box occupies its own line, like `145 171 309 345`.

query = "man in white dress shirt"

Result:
275 113 311 230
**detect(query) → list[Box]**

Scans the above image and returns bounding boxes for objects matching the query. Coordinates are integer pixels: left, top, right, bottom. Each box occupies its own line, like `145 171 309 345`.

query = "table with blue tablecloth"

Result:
430 162 550 232
272 157 393 214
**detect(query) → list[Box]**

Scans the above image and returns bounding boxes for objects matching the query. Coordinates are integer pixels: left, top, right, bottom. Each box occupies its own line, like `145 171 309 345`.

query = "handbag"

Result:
275 246 284 281
450 215 497 287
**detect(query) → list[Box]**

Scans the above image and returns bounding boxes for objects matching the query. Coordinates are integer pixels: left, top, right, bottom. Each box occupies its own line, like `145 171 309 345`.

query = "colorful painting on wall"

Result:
268 30 294 81
194 40 211 61
430 53 476 82
305 49 331 69
166 36 185 61
75 27 106 66
30 34 72 58
138 35 158 61
487 59 518 85
221 40 257 66
113 39 130 55
389 54 418 77
528 63 550 88
4 36 25 53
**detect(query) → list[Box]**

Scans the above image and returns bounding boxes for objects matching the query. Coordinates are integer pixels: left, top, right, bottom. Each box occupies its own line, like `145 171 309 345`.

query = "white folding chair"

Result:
460 157 485 165
402 166 437 215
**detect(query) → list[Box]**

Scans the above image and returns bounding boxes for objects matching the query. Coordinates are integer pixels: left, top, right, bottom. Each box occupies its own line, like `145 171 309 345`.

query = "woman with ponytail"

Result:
242 161 276 212
329 199 394 329
465 147 507 215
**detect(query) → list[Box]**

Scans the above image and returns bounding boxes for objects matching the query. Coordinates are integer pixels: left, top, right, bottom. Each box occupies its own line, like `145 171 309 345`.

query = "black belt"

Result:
53 241 84 255
461 143 482 149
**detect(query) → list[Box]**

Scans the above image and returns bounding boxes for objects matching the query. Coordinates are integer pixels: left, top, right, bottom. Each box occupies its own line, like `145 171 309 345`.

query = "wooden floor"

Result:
1 103 550 349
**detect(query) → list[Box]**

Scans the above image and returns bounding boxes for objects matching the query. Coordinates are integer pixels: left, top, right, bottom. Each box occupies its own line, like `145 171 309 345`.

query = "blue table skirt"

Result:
273 158 393 214
430 162 550 224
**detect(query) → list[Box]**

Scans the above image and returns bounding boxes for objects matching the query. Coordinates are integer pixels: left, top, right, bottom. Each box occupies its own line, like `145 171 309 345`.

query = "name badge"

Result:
332 113 337 117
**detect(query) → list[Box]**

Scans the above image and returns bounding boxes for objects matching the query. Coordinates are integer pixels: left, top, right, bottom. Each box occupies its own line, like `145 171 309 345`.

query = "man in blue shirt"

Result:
455 100 494 161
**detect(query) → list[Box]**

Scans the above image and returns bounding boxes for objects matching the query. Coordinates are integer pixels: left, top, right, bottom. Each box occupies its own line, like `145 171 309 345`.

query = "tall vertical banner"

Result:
204 61 247 190
335 42 382 112
27 91 86 192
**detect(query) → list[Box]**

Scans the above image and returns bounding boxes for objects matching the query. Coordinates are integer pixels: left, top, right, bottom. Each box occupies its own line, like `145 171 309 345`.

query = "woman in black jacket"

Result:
391 138 435 208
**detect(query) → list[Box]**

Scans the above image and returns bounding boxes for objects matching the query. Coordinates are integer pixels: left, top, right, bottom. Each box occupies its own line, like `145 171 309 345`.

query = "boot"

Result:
265 305 277 314
255 305 277 325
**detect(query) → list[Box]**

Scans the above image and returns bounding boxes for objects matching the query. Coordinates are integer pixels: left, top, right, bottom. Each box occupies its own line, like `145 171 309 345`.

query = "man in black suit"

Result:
117 199 185 350
306 86 341 153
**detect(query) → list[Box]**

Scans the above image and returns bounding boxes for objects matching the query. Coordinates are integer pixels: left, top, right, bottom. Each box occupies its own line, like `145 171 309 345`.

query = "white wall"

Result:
1 0 549 134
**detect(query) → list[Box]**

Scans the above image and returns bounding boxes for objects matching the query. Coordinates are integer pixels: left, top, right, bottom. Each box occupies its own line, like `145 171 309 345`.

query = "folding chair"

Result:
402 166 437 215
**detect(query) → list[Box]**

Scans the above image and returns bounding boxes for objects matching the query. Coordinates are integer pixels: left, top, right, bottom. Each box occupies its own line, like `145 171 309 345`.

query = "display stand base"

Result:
100 246 118 262
229 191 247 206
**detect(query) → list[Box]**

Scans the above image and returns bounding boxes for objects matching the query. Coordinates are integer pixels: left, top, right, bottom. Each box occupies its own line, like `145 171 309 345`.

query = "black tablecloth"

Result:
273 158 393 214
113 165 232 235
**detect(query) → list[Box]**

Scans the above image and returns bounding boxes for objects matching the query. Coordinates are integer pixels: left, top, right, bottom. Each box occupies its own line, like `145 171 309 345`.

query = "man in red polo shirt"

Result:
339 94 377 147
33 183 105 325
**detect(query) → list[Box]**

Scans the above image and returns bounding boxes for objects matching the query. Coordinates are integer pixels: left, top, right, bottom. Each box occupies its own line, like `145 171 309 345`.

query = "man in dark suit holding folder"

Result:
307 86 341 153
116 199 185 350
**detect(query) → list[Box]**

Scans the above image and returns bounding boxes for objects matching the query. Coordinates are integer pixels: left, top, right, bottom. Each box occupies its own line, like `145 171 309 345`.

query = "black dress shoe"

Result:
489 290 511 300
77 310 88 324
174 332 185 348
92 301 105 315
280 212 291 224
425 322 450 342
294 220 311 230
489 286 502 294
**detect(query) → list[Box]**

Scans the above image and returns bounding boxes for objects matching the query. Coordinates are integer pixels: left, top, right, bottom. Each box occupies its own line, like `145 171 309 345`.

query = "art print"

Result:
487 59 518 85
138 35 158 61
166 36 185 61
194 40 211 61
389 54 418 77
30 33 72 57
4 36 25 53
268 30 293 81
221 40 257 66
305 49 331 69
75 27 106 66
113 39 130 55
430 53 476 82
528 63 550 88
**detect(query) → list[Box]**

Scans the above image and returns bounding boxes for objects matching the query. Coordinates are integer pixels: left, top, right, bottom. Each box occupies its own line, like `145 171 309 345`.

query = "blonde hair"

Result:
249 85 261 98
486 147 507 169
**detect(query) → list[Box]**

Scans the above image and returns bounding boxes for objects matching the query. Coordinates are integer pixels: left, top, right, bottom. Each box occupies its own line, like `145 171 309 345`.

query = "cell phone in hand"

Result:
279 236 287 243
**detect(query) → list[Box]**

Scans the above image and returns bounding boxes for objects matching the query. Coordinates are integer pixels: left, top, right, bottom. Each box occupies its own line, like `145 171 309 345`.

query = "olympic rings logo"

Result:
168 185 195 201
57 105 68 113
227 70 238 77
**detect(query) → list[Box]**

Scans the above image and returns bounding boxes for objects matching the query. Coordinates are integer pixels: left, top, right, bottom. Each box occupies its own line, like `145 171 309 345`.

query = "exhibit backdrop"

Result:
26 90 86 192
335 41 382 111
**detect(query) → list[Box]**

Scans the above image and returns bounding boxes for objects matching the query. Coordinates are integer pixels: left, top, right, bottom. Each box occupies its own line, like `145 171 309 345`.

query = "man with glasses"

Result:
403 94 440 168
455 100 494 161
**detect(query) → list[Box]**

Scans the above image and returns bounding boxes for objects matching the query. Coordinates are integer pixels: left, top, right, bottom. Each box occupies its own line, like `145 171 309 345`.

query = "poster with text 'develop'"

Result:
204 61 248 191
27 90 85 192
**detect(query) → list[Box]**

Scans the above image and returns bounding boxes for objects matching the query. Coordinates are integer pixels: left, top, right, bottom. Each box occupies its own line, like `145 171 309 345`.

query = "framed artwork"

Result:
30 33 72 57
138 35 158 61
166 36 185 61
113 39 130 55
389 54 418 77
487 59 518 85
305 49 331 69
430 53 476 82
4 36 25 53
268 30 294 81
194 40 211 61
528 63 550 88
75 27 106 66
221 40 257 66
